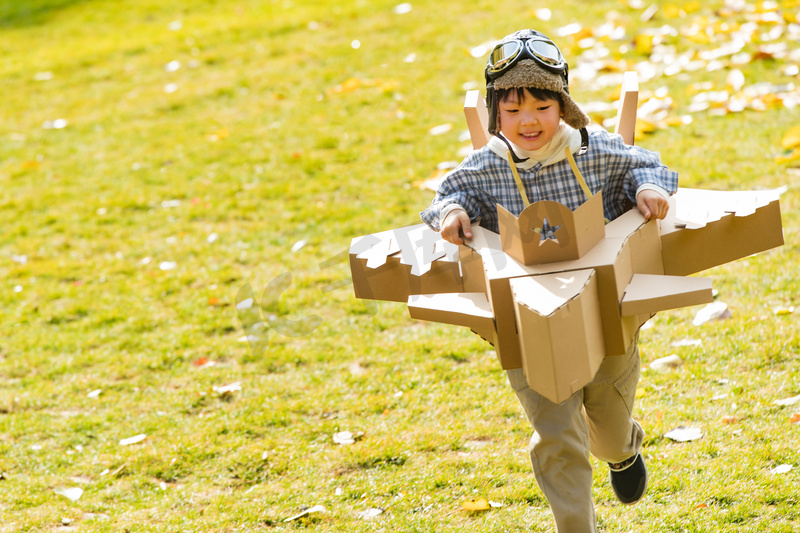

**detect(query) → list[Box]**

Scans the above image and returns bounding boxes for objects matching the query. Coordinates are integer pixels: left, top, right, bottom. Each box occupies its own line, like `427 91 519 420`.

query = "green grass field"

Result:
1 0 798 530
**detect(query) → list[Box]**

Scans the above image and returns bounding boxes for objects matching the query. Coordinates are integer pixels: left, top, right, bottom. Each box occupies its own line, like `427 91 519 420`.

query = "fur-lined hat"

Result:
486 30 590 131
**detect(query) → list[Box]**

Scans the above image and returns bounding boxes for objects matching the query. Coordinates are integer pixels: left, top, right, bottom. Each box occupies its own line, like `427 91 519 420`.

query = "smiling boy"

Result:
420 29 678 532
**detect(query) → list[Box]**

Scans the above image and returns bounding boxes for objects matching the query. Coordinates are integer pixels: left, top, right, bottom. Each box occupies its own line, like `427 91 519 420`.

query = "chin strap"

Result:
491 131 530 164
492 127 589 163
578 127 589 155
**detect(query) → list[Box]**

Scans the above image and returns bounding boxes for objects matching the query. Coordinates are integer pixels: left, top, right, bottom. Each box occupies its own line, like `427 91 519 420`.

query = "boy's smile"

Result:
498 90 562 152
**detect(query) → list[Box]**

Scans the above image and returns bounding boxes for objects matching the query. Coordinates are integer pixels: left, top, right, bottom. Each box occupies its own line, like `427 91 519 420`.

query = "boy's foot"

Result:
608 453 647 505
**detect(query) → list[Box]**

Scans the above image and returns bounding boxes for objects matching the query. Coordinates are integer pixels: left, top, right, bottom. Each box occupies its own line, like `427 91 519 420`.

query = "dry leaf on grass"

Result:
664 426 703 442
358 508 384 520
54 487 83 502
119 434 147 446
284 505 327 522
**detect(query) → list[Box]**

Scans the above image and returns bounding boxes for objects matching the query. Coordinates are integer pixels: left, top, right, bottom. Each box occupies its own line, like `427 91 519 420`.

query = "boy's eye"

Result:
538 105 550 111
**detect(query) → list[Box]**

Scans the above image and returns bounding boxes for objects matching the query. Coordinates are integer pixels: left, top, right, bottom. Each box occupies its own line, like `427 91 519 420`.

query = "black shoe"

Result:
609 453 648 505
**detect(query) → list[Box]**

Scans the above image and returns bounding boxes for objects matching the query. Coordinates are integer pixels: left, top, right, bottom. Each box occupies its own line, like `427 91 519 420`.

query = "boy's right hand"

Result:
440 209 472 245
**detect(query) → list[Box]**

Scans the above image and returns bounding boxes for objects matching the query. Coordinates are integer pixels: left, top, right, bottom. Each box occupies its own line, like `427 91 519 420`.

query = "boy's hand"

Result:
636 189 670 220
440 209 472 245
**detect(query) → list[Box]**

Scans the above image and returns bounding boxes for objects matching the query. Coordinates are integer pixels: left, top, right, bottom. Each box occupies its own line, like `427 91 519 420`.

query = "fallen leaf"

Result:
119 434 147 446
664 426 703 442
790 412 800 424
671 338 702 347
333 431 363 445
774 395 800 407
358 508 384 520
284 505 327 522
54 487 83 502
649 354 684 372
720 415 737 424
462 498 491 511
428 123 453 136
692 301 732 325
769 464 793 475
213 382 241 395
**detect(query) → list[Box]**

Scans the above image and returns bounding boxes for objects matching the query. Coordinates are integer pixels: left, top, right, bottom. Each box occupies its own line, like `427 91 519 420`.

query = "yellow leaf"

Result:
664 4 685 17
781 126 800 149
687 31 711 44
462 498 491 511
634 34 653 55
683 1 702 13
775 148 800 164
634 119 657 140
635 387 647 398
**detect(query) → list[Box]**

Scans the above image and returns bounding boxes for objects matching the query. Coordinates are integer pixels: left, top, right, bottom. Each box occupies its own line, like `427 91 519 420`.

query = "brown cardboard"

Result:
408 292 495 342
464 90 491 150
350 224 462 302
614 71 639 146
497 192 606 265
470 209 663 362
349 73 784 407
620 274 713 316
510 269 605 404
660 188 784 276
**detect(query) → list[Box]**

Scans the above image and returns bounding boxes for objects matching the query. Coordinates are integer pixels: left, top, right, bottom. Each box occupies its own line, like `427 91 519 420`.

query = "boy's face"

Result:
498 90 562 152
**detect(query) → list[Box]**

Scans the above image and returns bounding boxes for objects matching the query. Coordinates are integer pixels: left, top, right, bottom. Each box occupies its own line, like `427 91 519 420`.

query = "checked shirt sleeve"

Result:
585 131 679 221
420 150 501 232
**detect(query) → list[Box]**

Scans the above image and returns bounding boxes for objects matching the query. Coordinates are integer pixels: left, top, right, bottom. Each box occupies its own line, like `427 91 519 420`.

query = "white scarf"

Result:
487 124 584 169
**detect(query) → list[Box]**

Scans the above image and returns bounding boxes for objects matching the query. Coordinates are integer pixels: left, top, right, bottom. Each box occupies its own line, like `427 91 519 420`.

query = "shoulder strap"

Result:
565 147 591 200
507 150 530 207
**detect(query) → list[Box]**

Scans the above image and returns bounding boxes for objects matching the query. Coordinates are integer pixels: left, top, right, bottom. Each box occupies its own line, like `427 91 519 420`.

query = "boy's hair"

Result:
495 87 564 131
496 87 564 108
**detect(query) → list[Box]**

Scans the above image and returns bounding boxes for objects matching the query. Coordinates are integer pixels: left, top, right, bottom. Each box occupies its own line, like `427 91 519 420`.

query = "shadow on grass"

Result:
0 0 100 28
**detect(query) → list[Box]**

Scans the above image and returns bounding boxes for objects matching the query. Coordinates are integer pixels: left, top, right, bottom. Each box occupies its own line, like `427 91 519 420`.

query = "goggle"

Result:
486 37 567 80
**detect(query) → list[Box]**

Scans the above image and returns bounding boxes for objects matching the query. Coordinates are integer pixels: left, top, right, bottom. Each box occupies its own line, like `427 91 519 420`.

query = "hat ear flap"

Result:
560 90 591 130
486 84 498 133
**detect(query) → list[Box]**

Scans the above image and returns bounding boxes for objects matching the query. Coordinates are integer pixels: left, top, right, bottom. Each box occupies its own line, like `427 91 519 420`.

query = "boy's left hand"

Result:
636 189 670 220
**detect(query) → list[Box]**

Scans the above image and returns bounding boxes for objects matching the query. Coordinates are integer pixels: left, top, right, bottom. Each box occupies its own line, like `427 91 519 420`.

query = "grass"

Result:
0 0 799 530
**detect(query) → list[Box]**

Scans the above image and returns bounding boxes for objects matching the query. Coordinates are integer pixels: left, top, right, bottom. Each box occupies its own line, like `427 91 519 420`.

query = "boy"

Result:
420 29 678 532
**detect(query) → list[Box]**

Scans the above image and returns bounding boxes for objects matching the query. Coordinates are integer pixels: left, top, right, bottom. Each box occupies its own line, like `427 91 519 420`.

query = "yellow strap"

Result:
507 150 530 207
565 147 592 200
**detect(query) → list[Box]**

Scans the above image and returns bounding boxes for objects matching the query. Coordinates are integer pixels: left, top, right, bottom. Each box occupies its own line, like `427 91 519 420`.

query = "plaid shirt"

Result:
421 130 678 237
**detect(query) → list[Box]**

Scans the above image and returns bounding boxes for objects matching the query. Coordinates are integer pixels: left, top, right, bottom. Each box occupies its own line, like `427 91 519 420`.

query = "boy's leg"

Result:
507 368 596 533
583 333 645 465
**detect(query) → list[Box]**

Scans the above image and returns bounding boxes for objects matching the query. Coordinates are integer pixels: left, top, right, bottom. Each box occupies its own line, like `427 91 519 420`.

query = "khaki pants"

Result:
506 336 644 533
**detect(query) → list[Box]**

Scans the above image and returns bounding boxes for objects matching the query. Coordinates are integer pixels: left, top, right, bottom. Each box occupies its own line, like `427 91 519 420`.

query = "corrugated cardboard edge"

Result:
497 193 605 265
408 292 495 343
510 269 605 404
661 196 783 276
464 90 491 150
620 273 713 316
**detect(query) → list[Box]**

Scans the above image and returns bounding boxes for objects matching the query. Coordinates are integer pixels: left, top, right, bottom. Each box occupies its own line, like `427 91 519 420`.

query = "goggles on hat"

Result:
486 37 567 81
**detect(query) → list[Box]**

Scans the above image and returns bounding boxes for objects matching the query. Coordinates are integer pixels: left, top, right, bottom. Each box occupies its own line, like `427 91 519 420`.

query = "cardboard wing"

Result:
660 188 784 275
349 224 462 302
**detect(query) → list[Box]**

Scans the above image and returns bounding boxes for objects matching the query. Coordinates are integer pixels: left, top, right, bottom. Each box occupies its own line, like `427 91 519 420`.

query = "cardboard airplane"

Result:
350 73 784 404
